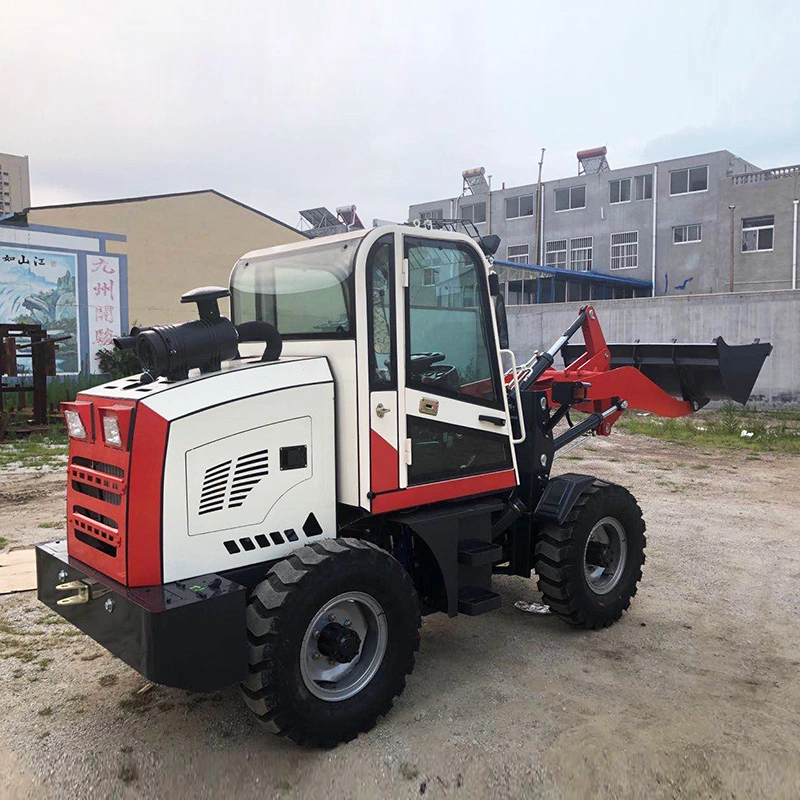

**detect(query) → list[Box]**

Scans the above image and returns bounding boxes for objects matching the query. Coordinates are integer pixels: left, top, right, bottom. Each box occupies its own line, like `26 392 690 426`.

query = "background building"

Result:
28 190 305 325
0 152 31 214
409 149 800 304
1 189 304 373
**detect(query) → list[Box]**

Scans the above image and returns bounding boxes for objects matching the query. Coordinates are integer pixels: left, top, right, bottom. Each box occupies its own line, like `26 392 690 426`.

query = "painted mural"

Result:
0 246 79 372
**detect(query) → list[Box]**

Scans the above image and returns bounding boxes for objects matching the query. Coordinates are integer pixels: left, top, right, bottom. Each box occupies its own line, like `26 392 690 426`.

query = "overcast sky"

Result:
3 1 799 228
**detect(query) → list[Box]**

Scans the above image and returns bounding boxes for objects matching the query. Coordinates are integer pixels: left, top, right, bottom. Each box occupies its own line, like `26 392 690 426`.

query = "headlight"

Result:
98 405 133 450
64 409 87 439
61 402 93 441
102 414 122 447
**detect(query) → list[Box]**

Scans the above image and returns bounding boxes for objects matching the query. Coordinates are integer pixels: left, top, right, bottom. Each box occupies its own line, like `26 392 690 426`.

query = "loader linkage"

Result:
507 305 772 451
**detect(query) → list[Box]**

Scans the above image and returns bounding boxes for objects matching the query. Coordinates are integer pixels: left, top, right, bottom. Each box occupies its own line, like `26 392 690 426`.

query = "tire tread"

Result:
533 481 646 629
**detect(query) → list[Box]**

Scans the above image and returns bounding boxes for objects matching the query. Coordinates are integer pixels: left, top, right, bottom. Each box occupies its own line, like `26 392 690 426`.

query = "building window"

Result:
555 186 586 212
673 224 702 244
570 237 593 271
609 178 631 204
634 173 653 201
610 231 638 270
742 216 774 252
505 194 534 219
669 166 708 195
422 267 439 286
419 209 444 221
545 239 568 269
507 244 530 264
460 201 486 224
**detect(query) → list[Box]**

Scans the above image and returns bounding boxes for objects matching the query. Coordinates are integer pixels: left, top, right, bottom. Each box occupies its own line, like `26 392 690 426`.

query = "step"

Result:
457 539 503 567
457 586 502 616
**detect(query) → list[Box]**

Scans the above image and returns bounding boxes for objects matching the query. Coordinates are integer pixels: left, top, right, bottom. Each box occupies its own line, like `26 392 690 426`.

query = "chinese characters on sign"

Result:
87 255 121 372
2 253 47 266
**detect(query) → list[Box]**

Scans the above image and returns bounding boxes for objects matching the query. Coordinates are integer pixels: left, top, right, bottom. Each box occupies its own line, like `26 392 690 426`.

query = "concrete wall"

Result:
508 290 800 407
30 191 304 326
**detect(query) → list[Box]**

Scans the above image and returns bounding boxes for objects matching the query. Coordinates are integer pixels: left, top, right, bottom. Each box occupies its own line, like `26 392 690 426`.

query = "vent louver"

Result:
229 449 269 508
198 450 269 515
199 460 231 515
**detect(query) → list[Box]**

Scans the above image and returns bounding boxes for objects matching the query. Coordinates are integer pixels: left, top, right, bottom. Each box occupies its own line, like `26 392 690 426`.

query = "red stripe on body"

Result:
371 468 517 514
126 404 168 587
370 429 399 493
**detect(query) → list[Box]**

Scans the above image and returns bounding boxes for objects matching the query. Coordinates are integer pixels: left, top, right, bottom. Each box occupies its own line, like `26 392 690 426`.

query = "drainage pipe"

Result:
651 165 658 295
792 198 798 290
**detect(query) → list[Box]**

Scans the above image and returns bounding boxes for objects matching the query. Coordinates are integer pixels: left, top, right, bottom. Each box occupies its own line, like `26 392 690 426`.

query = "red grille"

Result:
65 397 133 585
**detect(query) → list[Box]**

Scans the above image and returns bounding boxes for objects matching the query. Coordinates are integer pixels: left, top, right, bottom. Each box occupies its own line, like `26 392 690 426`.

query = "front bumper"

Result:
36 541 247 692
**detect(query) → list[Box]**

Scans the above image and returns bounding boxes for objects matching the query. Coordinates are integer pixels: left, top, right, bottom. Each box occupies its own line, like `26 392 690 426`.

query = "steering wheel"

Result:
409 352 446 373
420 364 460 391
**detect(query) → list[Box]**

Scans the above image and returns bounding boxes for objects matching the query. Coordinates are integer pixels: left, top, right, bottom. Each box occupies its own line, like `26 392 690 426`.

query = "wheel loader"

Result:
36 221 771 747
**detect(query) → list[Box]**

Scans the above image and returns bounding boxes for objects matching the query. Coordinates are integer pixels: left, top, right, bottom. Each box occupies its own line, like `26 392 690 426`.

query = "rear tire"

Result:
240 538 421 747
533 481 646 629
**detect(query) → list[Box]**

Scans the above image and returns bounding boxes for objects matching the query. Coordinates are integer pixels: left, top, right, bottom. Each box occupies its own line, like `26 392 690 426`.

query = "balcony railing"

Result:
731 164 800 185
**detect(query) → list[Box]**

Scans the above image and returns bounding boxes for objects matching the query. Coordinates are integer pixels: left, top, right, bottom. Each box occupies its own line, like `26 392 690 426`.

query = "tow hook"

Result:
55 579 109 606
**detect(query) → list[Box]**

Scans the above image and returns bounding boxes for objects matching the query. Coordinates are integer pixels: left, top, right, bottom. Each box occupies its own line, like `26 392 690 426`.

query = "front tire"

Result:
533 481 646 629
241 538 421 747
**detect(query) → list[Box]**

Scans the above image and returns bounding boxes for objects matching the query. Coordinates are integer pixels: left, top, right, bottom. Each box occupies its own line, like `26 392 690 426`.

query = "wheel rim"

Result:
583 516 628 595
300 591 388 702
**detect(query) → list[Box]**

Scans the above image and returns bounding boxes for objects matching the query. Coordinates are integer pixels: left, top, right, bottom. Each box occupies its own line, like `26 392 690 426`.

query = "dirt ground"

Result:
1 432 800 799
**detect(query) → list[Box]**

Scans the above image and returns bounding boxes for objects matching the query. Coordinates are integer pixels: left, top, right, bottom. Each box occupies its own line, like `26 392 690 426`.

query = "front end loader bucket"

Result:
562 338 772 407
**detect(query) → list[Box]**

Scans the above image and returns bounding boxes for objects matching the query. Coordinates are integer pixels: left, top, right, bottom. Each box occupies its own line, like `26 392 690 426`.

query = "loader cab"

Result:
230 225 518 514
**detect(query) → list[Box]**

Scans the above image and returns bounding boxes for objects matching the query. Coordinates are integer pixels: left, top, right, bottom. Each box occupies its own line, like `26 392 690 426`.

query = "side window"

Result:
366 235 395 390
407 416 511 485
405 237 501 407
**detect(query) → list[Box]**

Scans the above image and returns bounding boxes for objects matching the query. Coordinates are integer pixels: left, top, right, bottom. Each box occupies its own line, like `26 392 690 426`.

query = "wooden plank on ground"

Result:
0 548 37 594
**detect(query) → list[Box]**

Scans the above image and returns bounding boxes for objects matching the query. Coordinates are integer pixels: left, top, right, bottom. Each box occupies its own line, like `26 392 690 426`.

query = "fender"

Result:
533 472 597 526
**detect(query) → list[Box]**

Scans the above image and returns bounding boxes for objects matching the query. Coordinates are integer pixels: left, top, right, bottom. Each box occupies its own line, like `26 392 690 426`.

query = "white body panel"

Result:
405 387 511 436
185 415 313 537
131 357 336 582
239 340 360 507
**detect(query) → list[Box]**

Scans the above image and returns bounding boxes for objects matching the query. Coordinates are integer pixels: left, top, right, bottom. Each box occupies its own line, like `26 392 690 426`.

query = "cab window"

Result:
231 240 354 338
366 235 395 390
404 237 501 407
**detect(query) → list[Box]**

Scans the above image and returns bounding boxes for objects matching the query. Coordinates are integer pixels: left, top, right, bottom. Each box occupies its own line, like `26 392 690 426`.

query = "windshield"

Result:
231 240 355 337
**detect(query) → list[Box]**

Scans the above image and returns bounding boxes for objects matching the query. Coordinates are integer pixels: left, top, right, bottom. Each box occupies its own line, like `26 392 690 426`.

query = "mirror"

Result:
480 234 501 257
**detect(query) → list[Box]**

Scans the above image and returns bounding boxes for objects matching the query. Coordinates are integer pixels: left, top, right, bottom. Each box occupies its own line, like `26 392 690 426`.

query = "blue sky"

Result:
2 0 798 227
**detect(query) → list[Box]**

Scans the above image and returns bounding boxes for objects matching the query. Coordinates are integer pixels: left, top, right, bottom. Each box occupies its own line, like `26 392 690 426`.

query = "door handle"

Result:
376 403 391 418
479 414 506 426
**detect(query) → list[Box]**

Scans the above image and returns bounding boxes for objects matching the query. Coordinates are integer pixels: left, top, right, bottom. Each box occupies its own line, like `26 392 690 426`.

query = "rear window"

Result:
231 241 355 337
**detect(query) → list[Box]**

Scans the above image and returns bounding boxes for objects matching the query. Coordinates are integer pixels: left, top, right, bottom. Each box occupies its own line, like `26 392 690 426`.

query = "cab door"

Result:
369 233 518 513
365 234 401 494
402 233 517 487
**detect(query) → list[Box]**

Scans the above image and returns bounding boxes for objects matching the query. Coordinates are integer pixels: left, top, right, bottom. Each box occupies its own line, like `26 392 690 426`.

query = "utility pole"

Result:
728 205 736 292
533 148 546 263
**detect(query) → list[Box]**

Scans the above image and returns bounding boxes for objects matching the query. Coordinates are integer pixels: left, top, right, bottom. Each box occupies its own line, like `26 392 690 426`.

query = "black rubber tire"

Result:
533 481 646 629
240 538 421 747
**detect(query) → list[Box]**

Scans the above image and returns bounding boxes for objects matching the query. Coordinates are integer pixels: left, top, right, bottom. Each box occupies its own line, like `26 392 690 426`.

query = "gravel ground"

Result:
1 431 799 799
